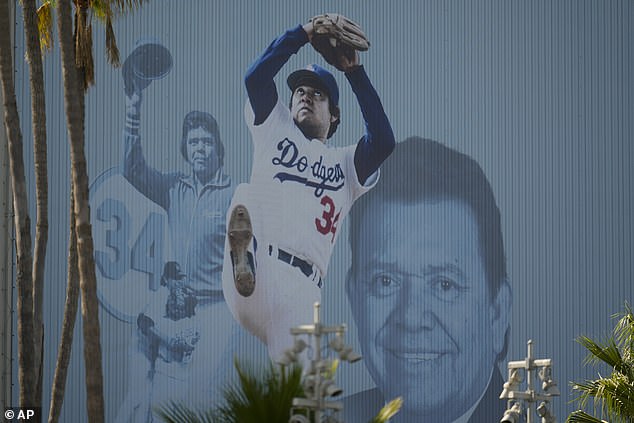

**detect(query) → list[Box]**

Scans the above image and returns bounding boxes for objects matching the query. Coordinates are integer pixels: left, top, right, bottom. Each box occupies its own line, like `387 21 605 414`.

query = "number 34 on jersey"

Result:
315 195 341 243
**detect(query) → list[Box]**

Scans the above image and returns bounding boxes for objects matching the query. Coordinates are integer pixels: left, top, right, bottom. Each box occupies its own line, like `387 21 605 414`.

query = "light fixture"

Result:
302 374 316 396
320 379 343 398
539 366 561 396
536 402 556 423
288 414 310 423
500 402 522 423
329 333 362 363
286 303 365 421
500 368 523 399
499 340 560 423
277 337 308 366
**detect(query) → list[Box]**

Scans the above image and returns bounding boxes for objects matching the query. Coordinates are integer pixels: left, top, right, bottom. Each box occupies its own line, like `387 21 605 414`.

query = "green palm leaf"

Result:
155 361 303 423
567 302 634 423
369 397 403 423
578 336 622 369
567 410 608 423
154 401 218 423
214 360 304 423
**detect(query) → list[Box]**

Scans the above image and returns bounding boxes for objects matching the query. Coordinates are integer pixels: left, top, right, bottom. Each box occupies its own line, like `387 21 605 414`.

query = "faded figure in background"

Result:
344 137 512 423
114 40 247 422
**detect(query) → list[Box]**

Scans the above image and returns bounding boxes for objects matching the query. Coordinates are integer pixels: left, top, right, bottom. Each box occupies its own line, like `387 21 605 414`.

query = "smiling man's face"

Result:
348 199 506 421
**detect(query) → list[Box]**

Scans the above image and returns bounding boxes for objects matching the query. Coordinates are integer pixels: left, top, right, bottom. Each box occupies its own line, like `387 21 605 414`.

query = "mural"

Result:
10 1 632 422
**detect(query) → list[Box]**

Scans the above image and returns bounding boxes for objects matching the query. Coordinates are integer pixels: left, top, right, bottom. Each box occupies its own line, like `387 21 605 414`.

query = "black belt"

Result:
269 246 322 287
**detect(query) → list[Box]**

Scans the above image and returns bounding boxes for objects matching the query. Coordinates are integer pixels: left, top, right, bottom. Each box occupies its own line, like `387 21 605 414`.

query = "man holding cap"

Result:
117 40 243 421
221 15 395 361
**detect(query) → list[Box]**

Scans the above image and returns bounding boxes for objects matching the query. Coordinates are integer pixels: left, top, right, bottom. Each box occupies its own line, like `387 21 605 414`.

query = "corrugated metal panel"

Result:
7 1 633 421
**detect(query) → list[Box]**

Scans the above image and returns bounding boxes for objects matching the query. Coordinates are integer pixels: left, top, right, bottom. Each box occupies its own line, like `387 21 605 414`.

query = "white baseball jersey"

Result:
244 98 378 277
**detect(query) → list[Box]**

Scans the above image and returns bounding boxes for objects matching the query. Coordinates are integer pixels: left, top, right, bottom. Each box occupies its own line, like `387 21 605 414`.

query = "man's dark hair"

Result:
180 111 225 165
326 103 341 139
348 136 509 359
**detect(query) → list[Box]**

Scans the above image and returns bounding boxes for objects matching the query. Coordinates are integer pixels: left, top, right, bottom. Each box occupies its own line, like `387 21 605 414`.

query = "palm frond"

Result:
87 0 106 19
578 336 623 369
369 397 403 423
571 373 634 417
89 0 143 68
567 410 608 423
613 302 634 360
104 15 119 66
214 360 304 423
567 303 634 423
154 401 218 423
92 0 147 16
110 0 147 12
36 1 53 53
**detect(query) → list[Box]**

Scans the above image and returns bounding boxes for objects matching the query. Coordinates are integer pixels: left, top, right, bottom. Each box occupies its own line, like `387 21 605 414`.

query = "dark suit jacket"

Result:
341 368 506 423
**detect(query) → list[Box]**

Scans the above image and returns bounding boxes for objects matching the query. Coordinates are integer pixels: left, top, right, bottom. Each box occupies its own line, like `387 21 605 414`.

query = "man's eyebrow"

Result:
360 256 397 271
359 260 467 280
188 137 215 142
423 263 466 278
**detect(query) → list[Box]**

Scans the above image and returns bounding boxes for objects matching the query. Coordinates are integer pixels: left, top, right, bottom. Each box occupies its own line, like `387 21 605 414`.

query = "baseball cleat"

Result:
228 205 255 297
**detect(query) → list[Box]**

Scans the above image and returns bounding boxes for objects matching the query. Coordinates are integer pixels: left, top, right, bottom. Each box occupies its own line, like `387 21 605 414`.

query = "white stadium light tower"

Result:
499 340 560 423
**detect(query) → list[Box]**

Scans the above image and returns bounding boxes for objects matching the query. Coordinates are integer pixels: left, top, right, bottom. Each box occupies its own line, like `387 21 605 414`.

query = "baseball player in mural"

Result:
343 137 512 422
113 40 245 422
221 14 395 361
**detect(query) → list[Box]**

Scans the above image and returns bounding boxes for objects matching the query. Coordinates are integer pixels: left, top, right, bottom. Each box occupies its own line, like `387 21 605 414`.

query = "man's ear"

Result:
345 268 354 300
345 268 360 319
330 105 341 124
490 279 512 355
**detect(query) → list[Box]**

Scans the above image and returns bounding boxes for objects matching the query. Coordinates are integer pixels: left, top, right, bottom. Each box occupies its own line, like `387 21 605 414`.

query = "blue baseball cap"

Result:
287 64 339 107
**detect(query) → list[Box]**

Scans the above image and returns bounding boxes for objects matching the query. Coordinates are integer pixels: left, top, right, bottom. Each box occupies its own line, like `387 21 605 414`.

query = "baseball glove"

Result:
309 13 370 71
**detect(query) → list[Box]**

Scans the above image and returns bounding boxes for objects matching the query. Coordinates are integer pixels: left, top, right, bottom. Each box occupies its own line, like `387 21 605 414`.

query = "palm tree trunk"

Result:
0 0 36 408
21 0 49 408
48 189 79 423
56 0 104 421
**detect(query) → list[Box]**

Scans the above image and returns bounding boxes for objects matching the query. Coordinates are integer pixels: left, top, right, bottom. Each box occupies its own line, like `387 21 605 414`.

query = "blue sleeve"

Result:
122 129 177 210
244 25 309 125
347 66 396 185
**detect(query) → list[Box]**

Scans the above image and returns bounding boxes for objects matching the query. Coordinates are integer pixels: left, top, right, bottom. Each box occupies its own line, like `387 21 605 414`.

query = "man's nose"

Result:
391 285 438 331
300 91 313 103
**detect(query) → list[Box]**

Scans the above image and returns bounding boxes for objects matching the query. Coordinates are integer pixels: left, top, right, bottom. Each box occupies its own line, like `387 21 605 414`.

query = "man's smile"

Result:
387 349 450 363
